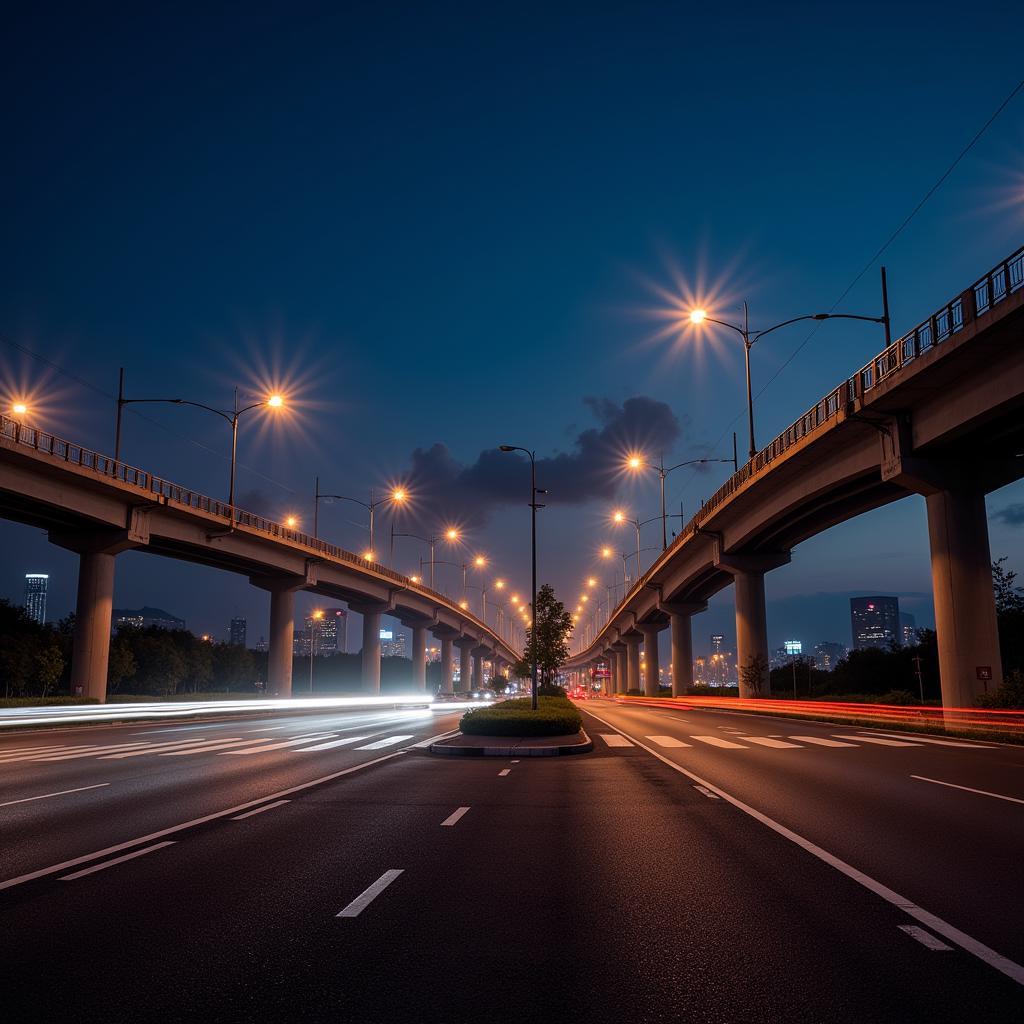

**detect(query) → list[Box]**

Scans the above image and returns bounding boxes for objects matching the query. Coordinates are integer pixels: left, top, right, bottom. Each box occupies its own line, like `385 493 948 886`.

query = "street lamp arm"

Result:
751 311 887 345
662 456 733 475
121 397 235 426
701 316 747 339
319 493 372 513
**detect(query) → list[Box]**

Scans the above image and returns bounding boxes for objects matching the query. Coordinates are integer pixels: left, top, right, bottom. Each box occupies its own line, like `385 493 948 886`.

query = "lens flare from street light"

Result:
363 550 375 561
587 577 597 587
612 510 626 524
267 394 285 408
445 527 459 541
601 546 613 559
495 579 505 589
11 402 28 416
581 595 588 603
626 453 645 470
474 555 486 568
459 599 468 609
285 515 299 528
312 609 324 620
689 309 707 325
391 487 407 502
410 574 421 584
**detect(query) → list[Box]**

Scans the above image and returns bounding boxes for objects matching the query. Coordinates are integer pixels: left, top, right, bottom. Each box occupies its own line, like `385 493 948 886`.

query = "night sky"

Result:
2 3 1022 660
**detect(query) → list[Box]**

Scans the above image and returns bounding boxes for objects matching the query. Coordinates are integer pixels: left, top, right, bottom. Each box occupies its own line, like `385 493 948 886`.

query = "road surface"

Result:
0 700 1021 1022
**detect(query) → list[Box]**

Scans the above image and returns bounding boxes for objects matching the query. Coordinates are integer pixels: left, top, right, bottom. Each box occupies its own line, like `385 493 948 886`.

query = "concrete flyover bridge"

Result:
0 424 521 702
569 244 1024 710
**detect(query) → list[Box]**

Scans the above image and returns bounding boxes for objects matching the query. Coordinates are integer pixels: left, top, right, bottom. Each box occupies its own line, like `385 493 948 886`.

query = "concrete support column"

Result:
455 638 474 694
669 612 694 697
411 626 427 692
440 637 454 694
360 609 382 693
734 570 769 698
615 648 627 694
472 651 483 692
267 587 296 698
70 550 117 702
926 489 1004 707
605 652 617 695
639 624 663 697
625 635 641 694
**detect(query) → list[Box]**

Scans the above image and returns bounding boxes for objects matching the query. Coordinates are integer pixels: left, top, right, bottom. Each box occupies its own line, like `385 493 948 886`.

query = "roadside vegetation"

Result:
461 694 582 736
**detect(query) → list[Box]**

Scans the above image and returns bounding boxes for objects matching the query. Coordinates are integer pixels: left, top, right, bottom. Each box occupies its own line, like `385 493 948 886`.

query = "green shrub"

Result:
537 683 567 697
460 696 582 736
879 689 919 705
0 696 101 708
975 669 1024 709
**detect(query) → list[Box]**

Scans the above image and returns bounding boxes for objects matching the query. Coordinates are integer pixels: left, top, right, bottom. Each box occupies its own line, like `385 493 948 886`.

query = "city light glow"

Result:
612 510 626 524
445 528 460 541
267 394 285 408
689 309 707 324
11 402 28 416
285 515 299 528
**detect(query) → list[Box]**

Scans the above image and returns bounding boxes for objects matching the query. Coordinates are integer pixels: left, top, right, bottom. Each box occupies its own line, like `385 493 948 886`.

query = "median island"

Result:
430 694 592 756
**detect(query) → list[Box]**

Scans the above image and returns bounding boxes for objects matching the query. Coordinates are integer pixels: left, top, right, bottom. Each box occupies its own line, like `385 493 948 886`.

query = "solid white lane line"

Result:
219 733 338 755
690 735 747 749
910 775 1024 806
899 925 953 951
832 735 922 747
161 738 260 756
646 736 691 748
246 725 294 732
100 737 243 758
0 752 406 892
231 799 290 820
409 729 461 749
511 759 521 763
599 734 634 747
743 737 803 749
336 869 404 918
354 735 414 750
498 769 511 776
694 785 720 800
582 708 1024 987
297 736 371 751
788 736 858 747
60 842 176 881
0 783 110 808
441 806 470 827
864 732 996 749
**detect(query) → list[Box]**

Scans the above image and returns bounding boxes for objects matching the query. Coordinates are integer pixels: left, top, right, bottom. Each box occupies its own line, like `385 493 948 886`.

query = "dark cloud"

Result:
400 396 683 528
994 503 1024 527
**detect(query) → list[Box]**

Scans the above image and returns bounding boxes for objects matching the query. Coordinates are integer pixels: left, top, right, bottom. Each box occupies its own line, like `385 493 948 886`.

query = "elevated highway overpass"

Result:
568 245 1024 710
0 423 520 701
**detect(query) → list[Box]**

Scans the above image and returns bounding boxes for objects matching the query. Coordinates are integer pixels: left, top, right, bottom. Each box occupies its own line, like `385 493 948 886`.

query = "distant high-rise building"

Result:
850 596 900 650
307 608 347 654
293 629 312 658
229 617 247 647
813 641 846 671
710 634 724 653
899 612 917 647
113 606 185 631
255 636 268 653
380 628 407 658
23 573 48 624
693 656 707 685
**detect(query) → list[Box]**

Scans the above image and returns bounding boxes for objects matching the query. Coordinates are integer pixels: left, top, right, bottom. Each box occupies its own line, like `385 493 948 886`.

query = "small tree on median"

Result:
517 584 574 688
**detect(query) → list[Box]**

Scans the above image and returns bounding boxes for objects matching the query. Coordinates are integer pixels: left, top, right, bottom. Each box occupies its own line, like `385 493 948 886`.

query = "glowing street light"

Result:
313 481 408 558
113 372 287 519
11 402 28 416
392 526 462 590
309 608 325 692
684 289 889 461
285 515 299 529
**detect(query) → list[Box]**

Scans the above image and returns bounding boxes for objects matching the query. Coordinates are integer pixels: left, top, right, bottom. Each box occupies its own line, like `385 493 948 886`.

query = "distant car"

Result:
472 689 498 701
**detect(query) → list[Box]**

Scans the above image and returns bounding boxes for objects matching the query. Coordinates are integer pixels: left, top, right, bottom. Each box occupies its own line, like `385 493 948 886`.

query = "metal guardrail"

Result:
0 417 516 655
579 244 1024 656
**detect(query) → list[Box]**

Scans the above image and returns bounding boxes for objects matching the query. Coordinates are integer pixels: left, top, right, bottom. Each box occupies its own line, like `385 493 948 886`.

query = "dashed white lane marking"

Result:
231 799 290 820
60 842 176 881
498 769 511 776
220 734 338 755
911 776 1024 806
646 735 691 748
599 734 634 747
27 743 153 762
100 738 242 758
161 738 259 756
694 785 720 800
440 807 470 827
582 708 1024 988
511 759 521 763
788 736 858 747
298 736 371 751
899 925 953 951
863 731 997 749
354 735 414 750
0 783 110 808
743 737 803 749
690 735 747 749
832 735 921 747
336 869 404 918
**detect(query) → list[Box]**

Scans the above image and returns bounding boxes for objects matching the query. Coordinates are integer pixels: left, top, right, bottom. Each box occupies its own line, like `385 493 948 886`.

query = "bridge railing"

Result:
581 243 1024 655
0 416 512 653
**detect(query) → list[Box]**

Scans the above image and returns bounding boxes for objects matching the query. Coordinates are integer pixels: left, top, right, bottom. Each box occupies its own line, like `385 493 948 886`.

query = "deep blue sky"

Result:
2 2 1022 659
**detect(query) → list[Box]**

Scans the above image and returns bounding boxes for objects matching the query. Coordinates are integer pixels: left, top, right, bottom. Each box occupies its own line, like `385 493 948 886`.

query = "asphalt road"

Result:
1 700 1021 1022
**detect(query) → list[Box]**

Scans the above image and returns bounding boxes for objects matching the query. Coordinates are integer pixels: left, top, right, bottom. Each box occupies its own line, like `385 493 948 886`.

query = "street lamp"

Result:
113 372 286 520
313 480 407 557
686 286 890 461
624 449 737 549
309 609 324 693
499 444 545 711
391 527 461 589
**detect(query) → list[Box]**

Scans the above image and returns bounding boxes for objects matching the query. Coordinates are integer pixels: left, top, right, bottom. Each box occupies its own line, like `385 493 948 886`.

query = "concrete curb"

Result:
429 728 593 757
